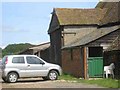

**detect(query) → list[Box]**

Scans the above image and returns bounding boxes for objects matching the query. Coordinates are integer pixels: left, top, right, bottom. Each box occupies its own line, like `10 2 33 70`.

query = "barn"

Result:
48 1 120 79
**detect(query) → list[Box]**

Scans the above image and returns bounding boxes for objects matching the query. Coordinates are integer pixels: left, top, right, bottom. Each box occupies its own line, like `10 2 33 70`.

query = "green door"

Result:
88 57 103 77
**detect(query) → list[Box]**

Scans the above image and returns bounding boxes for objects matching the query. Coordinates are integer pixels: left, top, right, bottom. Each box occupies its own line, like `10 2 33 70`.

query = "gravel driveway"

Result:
1 78 104 88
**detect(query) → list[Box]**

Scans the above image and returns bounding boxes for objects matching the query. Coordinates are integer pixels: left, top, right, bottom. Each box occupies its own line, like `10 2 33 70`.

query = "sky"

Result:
1 1 99 48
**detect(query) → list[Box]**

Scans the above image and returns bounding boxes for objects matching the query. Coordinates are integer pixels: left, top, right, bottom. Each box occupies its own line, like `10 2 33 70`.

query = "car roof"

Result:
4 55 37 57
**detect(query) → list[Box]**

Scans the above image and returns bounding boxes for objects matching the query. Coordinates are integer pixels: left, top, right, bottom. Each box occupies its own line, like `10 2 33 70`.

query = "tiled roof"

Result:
96 2 120 25
54 8 107 25
62 25 120 48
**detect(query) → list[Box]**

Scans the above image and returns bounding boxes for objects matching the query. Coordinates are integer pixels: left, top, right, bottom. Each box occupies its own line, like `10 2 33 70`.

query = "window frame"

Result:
26 56 44 64
12 57 25 64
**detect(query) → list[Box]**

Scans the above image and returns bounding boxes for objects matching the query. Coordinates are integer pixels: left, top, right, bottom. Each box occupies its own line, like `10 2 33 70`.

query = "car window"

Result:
2 56 7 64
26 56 44 64
12 57 25 64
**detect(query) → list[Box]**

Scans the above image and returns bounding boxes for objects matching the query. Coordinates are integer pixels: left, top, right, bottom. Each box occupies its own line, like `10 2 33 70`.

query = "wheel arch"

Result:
49 69 60 76
7 71 20 78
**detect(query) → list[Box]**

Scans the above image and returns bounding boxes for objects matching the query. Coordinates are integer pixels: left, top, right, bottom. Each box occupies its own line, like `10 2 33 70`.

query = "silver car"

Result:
1 55 62 83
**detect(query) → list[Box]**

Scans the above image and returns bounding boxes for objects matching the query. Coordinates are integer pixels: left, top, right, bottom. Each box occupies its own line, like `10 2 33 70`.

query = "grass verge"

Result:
58 74 119 88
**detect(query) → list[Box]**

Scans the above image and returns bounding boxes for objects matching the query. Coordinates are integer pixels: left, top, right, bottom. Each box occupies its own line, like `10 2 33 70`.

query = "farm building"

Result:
48 8 107 66
19 42 50 62
48 1 120 79
62 26 120 79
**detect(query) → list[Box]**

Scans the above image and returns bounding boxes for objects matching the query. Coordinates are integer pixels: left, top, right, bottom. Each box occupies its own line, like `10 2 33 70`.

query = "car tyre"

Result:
7 72 18 83
48 70 58 80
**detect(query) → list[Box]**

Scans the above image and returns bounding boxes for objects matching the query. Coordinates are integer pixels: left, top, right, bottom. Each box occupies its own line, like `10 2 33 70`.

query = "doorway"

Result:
88 47 103 77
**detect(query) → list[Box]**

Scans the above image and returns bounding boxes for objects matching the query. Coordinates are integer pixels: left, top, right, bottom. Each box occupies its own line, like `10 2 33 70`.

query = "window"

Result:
2 56 8 64
89 47 103 57
12 57 25 63
26 57 44 64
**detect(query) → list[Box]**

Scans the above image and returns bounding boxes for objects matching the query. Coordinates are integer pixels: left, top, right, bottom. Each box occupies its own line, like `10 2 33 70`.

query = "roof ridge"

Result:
33 42 50 47
55 8 104 10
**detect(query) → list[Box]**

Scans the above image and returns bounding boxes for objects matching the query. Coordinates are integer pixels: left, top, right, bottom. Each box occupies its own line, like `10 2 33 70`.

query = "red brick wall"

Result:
62 48 84 78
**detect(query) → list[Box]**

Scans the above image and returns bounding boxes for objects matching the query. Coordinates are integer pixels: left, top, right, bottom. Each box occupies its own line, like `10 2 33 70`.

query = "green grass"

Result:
59 74 119 88
58 74 78 81
81 79 119 88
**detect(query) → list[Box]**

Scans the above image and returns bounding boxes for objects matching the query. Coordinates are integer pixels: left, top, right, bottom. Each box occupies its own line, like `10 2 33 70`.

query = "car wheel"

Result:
7 72 18 83
48 70 58 80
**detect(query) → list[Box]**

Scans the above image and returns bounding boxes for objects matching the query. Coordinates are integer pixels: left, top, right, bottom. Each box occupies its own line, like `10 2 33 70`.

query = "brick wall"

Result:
62 48 84 78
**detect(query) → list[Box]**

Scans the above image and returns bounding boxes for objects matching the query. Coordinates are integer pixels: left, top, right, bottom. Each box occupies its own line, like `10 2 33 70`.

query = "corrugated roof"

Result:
62 25 120 48
54 8 107 25
29 42 50 51
19 42 50 54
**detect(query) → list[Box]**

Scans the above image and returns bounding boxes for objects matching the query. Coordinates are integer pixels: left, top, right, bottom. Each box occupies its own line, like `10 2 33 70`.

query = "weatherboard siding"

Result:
63 26 97 46
86 27 120 48
48 13 60 34
49 28 62 65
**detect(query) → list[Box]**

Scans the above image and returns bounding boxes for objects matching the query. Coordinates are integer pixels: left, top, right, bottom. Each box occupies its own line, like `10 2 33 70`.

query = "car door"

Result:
11 56 27 77
25 56 49 77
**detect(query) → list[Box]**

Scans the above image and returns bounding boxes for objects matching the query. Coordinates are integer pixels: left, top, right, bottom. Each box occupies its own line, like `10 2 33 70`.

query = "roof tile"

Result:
54 8 107 25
